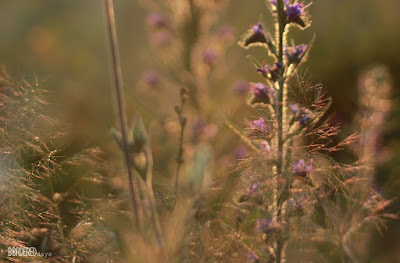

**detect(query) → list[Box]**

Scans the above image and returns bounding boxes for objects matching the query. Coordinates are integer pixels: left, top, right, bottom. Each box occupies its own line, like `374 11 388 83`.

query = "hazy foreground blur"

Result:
0 0 399 261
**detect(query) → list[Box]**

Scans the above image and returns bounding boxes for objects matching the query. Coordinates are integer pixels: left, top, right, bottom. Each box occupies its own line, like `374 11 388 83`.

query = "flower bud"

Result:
202 49 219 67
242 22 267 47
257 62 283 82
53 192 63 204
131 113 148 153
285 44 308 65
142 70 161 88
147 13 169 29
293 158 313 177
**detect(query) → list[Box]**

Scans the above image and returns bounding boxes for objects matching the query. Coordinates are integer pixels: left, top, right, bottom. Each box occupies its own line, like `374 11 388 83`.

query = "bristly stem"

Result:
276 0 286 184
104 0 141 228
275 0 287 262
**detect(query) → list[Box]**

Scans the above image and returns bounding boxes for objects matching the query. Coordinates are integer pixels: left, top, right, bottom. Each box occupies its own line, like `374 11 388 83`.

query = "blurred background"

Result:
0 0 399 261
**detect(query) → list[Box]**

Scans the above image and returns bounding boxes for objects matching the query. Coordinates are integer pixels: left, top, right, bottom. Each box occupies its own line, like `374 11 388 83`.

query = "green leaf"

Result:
246 55 262 69
189 144 212 193
110 128 124 150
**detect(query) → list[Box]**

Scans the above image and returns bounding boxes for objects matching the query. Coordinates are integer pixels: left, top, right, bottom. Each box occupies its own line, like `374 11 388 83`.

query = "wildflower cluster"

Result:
1 1 395 262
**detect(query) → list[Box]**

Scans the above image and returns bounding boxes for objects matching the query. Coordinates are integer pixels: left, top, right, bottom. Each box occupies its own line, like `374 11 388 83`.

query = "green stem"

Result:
104 0 141 228
144 146 164 247
276 0 285 178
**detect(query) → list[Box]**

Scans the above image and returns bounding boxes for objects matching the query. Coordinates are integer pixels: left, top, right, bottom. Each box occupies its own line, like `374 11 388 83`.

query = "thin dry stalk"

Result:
104 0 142 228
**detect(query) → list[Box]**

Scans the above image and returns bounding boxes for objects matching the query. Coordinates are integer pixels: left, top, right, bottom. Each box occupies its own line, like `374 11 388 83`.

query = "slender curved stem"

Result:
144 145 164 247
175 88 187 194
104 0 141 228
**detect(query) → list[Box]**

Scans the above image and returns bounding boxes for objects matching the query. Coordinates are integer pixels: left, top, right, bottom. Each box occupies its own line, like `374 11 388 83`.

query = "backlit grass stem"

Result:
104 0 141 228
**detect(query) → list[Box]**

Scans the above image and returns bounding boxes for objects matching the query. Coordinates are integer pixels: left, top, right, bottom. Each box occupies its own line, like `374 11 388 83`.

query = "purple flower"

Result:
298 107 310 126
253 22 264 35
289 104 299 115
286 3 305 20
192 120 218 141
269 1 309 27
256 218 280 234
296 195 307 208
250 83 270 97
256 65 270 76
218 26 235 42
234 145 248 159
260 140 271 153
299 115 310 126
288 195 308 214
142 70 160 87
243 22 267 46
291 107 310 126
202 49 219 66
257 62 283 81
293 159 313 177
285 44 308 64
249 252 260 263
293 159 305 175
289 195 307 206
234 81 250 94
249 118 273 139
147 13 169 28
285 2 309 27
249 83 274 104
192 120 205 132
247 183 259 195
250 118 266 130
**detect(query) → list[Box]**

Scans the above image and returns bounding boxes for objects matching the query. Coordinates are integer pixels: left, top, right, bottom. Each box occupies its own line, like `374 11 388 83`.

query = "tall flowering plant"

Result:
227 1 395 262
